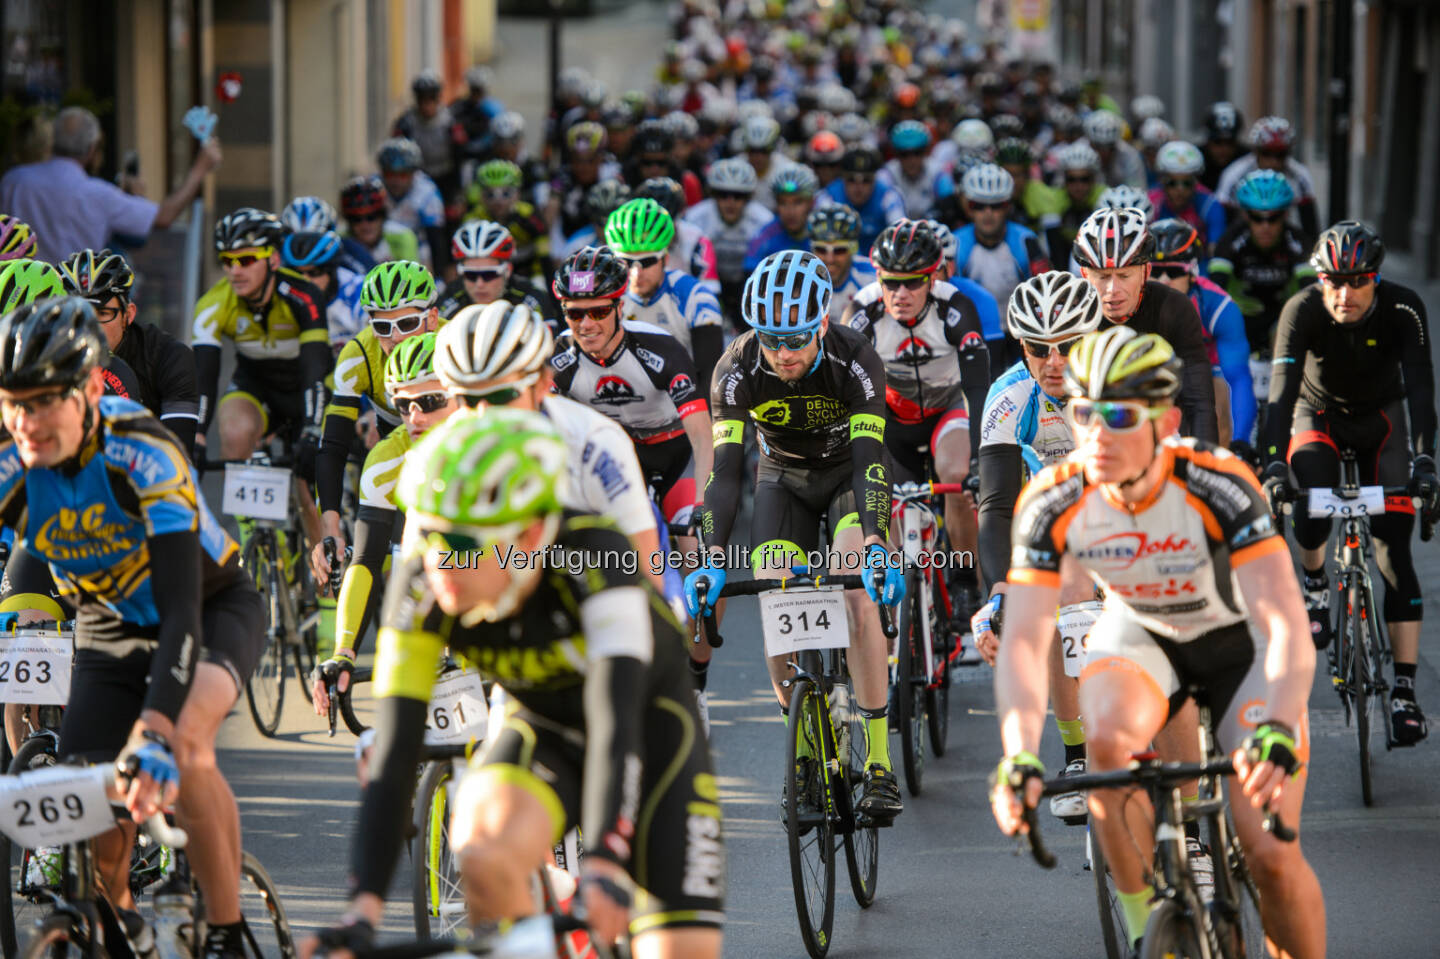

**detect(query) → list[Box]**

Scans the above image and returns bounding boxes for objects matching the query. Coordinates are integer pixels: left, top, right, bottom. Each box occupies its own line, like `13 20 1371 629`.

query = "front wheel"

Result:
1139 898 1204 959
412 760 465 939
1348 575 1375 806
238 851 296 959
244 536 287 738
838 679 878 909
1 737 60 958
785 678 835 958
925 568 951 758
1088 825 1128 959
894 567 926 797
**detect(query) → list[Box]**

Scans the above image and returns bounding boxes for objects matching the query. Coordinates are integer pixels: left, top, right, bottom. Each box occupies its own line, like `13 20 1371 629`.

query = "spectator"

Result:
0 106 220 263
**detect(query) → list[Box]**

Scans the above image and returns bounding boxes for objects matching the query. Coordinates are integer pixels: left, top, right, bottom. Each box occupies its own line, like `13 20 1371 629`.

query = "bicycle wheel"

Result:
925 567 951 759
1349 574 1375 806
1209 815 1265 959
412 759 467 939
1087 825 1127 959
243 535 286 738
238 851 296 959
838 677 878 909
894 568 925 797
292 552 319 704
1139 898 1204 959
1362 577 1395 753
18 911 88 959
1 737 59 957
785 678 835 959
337 682 369 737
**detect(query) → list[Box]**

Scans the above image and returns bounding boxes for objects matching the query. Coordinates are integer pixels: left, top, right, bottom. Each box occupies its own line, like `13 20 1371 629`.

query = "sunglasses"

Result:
620 254 665 270
1247 211 1285 225
219 249 272 268
1068 399 1168 433
483 187 519 202
1 387 77 418
896 149 925 158
969 201 1007 212
348 213 385 224
460 267 507 283
880 274 929 291
756 328 817 351
1065 174 1095 184
639 156 670 167
1162 177 1195 189
563 303 617 322
1319 272 1377 289
94 304 124 323
1258 149 1288 159
393 392 451 416
812 242 857 256
713 191 749 201
370 312 428 337
297 266 329 279
461 372 541 407
419 526 484 554
845 174 875 185
1150 264 1193 279
1021 337 1079 359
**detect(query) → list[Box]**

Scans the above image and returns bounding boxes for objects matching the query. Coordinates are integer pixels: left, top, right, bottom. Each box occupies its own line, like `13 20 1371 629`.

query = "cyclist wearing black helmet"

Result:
1261 221 1438 746
390 70 462 207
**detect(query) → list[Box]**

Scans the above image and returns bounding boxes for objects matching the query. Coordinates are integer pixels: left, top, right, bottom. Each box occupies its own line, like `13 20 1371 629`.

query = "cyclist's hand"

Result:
682 565 726 617
311 654 354 717
117 733 180 822
310 540 333 588
863 544 905 607
302 916 374 959
1236 720 1303 809
970 594 1003 666
1408 454 1440 514
1260 462 1293 518
577 860 633 945
990 751 1045 836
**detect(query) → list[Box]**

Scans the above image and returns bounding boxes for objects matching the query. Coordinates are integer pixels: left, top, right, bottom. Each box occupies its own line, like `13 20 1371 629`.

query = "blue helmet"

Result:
889 120 932 152
281 196 338 234
282 231 342 270
1234 170 1294 212
743 250 832 333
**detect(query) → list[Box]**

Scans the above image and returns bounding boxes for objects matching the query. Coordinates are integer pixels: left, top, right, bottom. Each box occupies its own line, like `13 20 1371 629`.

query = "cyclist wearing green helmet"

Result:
318 408 722 959
310 331 460 715
464 159 551 280
312 259 441 591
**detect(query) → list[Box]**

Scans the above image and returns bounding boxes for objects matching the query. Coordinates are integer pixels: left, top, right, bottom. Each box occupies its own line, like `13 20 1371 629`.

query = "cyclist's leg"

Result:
0 546 71 753
1047 564 1092 815
931 407 978 571
215 389 267 461
1287 401 1340 572
749 461 823 708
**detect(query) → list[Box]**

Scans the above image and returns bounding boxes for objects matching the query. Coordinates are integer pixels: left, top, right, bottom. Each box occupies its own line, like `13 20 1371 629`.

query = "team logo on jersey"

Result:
752 400 792 426
669 373 696 401
1076 531 1194 571
960 331 983 350
551 350 577 371
593 376 641 405
635 346 665 373
895 336 935 362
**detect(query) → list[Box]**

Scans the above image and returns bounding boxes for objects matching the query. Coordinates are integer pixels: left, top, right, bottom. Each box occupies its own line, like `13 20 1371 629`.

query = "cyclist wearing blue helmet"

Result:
880 120 955 219
686 249 906 824
281 229 366 347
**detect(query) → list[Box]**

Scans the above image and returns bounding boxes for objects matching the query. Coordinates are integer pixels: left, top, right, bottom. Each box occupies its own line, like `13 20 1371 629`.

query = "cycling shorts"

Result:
223 365 306 438
885 406 970 484
749 457 861 572
635 434 696 527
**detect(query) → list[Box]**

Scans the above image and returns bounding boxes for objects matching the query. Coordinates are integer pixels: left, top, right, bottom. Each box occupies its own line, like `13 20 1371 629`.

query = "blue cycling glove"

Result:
119 739 180 791
682 565 726 617
863 544 905 607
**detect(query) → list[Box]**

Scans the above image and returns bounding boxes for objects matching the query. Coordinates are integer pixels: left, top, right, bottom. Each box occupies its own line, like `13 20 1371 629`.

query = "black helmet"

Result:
633 120 674 157
0 296 107 391
635 177 685 218
214 208 284 254
1149 218 1203 266
585 179 632 228
870 219 942 275
1205 101 1243 141
552 245 629 301
58 248 136 304
1311 220 1385 275
412 70 442 98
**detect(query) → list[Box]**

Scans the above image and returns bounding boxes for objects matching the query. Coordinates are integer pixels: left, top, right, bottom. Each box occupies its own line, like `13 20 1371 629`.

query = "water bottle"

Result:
830 683 853 774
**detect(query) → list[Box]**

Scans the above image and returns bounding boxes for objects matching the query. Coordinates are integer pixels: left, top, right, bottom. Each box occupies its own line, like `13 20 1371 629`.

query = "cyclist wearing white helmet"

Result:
1148 141 1227 248
437 220 547 322
736 114 787 205
1065 185 1153 274
682 158 772 319
923 218 1006 360
376 137 447 271
1081 108 1146 189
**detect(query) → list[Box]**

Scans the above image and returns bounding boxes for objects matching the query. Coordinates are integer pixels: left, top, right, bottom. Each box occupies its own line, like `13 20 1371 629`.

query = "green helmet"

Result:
397 408 567 527
605 198 674 254
384 331 440 397
0 259 65 313
475 159 523 190
361 260 436 313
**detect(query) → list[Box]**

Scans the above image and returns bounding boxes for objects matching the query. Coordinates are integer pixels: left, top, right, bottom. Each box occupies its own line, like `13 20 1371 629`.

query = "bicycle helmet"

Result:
1131 95 1166 123
1082 110 1124 147
384 331 440 396
871 220 943 275
58 249 135 304
889 121 932 152
1234 170 1295 212
0 296 106 391
1205 101 1243 141
1149 219 1203 267
475 159 523 191
340 175 388 219
1311 220 1384 275
491 111 525 142
1065 325 1181 402
360 260 436 313
923 219 957 260
396 408 567 529
633 120 674 158
282 231 342 271
807 206 861 244
768 164 819 198
451 221 516 263
584 180 632 228
961 163 1014 204
0 259 65 312
1249 116 1295 152
706 158 757 194
952 118 995 153
565 121 607 157
411 70 442 99
281 196 339 234
1055 142 1100 172
806 131 845 166
437 301 553 392
604 198 674 255
377 137 423 173
989 114 1025 139
635 177 686 218
1155 141 1204 176
1097 185 1154 221
741 115 781 152
831 113 871 147
1072 207 1155 270
891 82 921 109
0 215 38 262
553 245 628 301
994 137 1034 168
465 65 493 93
1048 104 1082 138
743 250 831 334
214 208 284 253
1007 271 1102 341
662 110 699 142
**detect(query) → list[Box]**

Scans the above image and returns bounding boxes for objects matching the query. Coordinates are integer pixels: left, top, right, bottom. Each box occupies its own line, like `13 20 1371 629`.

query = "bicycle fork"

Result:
784 662 861 836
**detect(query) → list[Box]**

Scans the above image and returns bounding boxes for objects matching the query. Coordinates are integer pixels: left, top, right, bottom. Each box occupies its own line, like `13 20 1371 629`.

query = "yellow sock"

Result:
863 710 890 768
1118 886 1156 947
1057 717 1086 747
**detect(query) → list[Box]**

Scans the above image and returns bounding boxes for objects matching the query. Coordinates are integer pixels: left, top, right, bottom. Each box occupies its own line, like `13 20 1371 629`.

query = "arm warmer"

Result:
141 530 204 721
977 443 1024 593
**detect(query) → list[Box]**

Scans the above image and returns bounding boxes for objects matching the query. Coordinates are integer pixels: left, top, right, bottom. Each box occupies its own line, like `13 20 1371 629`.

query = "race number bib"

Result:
760 587 850 657
222 464 290 522
424 668 488 745
1057 601 1103 679
1307 487 1385 518
0 765 114 847
0 631 72 705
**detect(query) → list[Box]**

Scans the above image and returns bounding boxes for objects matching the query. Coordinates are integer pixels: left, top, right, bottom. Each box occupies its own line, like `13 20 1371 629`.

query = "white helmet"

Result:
491 111 525 141
281 196 338 234
1130 95 1166 123
451 220 515 261
1138 117 1176 151
1154 140 1204 176
952 118 995 153
961 163 1014 204
1072 207 1155 270
1082 109 1124 147
1055 142 1100 172
436 301 554 393
706 157 758 194
1007 271 1102 341
741 114 781 151
1097 184 1154 221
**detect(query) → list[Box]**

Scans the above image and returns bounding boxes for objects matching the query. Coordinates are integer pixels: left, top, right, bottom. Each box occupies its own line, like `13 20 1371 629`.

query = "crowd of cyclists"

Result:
0 0 1434 956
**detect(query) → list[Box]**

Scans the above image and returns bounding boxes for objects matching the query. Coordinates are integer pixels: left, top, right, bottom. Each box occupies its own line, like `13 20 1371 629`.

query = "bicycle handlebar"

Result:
701 574 897 644
100 766 189 849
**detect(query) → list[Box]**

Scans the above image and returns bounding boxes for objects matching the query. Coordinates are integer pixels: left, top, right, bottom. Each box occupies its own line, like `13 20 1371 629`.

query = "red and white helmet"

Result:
451 221 515 262
1072 207 1155 270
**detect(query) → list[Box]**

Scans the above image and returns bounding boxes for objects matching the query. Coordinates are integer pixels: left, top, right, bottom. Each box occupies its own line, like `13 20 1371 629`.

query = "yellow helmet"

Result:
1065 326 1181 402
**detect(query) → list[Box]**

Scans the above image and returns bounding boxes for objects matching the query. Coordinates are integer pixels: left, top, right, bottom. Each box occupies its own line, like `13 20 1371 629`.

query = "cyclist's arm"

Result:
685 283 725 398
1397 292 1438 457
332 506 395 660
1211 295 1257 443
846 347 893 542
1261 295 1309 465
977 443 1024 593
154 336 201 460
692 348 747 552
140 530 204 726
191 337 222 435
317 340 370 515
282 276 335 429
1235 545 1314 730
957 339 991 435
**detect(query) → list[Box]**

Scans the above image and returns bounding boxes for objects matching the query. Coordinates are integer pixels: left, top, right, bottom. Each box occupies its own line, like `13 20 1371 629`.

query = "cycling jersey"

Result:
820 178 907 250
954 222 1048 320
742 217 809 274
326 265 367 346
550 322 707 442
192 270 331 433
1090 139 1147 190
333 425 412 656
1208 222 1316 353
0 397 249 720
1103 281 1220 444
681 198 773 286
878 158 955 219
392 108 462 185
618 271 724 395
1187 276 1256 443
386 172 447 266
830 256 878 323
1149 185 1229 249
671 220 721 293
112 320 200 459
1214 155 1321 236
461 203 551 280
317 326 401 515
339 221 421 273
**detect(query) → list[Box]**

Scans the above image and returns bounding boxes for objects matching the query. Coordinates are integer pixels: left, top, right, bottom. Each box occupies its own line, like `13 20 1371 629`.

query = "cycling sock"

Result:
1301 566 1327 590
860 705 890 768
1056 718 1086 765
1394 662 1418 702
1181 794 1201 842
1117 886 1156 947
688 656 710 692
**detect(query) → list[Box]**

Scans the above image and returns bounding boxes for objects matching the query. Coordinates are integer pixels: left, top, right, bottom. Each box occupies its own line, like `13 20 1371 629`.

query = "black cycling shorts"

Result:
885 406 970 485
749 457 861 572
634 434 695 526
481 695 724 934
225 364 306 439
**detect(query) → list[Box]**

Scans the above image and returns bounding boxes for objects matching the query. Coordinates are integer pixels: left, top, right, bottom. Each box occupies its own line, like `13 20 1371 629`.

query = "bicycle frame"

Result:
891 481 968 689
1327 452 1394 727
783 647 864 836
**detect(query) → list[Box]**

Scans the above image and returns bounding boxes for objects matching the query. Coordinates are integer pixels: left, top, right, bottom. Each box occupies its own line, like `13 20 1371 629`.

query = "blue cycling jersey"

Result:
1191 276 1257 443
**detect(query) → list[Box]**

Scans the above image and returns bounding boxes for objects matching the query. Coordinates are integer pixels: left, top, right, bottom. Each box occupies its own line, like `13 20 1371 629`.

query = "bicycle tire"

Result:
338 683 369 737
1349 573 1375 806
925 567 951 759
838 677 878 909
1087 825 1127 959
412 759 466 940
18 911 87 959
895 568 925 797
1139 898 1204 959
785 678 835 958
244 536 286 738
238 850 296 959
1 736 60 958
1208 814 1265 959
292 550 319 705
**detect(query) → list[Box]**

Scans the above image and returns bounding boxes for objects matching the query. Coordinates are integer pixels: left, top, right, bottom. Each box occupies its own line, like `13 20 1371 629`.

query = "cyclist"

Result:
805 130 846 188
1045 142 1104 272
1216 116 1321 236
1136 117 1176 188
450 65 502 169
1072 206 1220 442
1197 100 1246 192
924 219 1006 364
280 229 366 348
57 248 200 457
466 159 551 281
488 110 550 211
309 332 460 713
685 250 907 823
973 271 1104 823
879 120 955 219
737 114 787 205
1148 219 1255 449
682 157 772 319
808 205 876 322
743 163 821 273
308 411 722 958
624 119 703 206
1261 221 1437 745
822 146 906 251
338 175 421 273
313 260 440 590
633 176 719 291
558 178 631 261
1148 141 1227 250
0 298 266 959
992 325 1326 959
550 121 617 251
0 213 38 261
436 220 546 322
995 137 1064 236
605 199 724 394
1081 109 1146 189
390 70 462 204
376 137 447 272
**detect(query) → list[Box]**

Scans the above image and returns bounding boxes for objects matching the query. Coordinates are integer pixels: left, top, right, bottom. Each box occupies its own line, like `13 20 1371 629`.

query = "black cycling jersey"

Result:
1105 280 1220 444
113 321 200 458
1208 222 1315 352
1263 280 1436 463
100 352 142 404
436 277 553 329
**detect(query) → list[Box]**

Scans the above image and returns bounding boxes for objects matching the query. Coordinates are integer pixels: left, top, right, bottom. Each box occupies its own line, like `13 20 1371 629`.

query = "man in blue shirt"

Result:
822 147 905 252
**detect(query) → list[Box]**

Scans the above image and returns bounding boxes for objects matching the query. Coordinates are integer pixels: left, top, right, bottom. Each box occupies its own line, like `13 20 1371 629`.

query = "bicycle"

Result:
701 572 895 959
